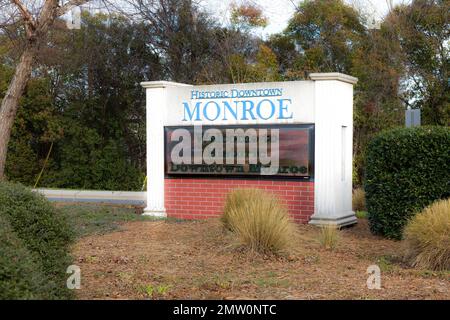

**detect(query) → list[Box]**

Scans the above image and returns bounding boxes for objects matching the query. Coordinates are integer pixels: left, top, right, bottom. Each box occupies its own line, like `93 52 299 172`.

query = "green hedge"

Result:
365 126 450 239
0 215 50 299
0 182 74 299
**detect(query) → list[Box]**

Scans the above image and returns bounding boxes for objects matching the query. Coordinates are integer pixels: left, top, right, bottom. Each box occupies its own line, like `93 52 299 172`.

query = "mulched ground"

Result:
73 218 449 300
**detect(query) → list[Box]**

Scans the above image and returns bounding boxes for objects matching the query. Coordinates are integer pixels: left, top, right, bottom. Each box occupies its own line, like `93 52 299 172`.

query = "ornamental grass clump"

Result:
403 198 450 271
318 224 340 250
222 188 296 254
352 188 366 212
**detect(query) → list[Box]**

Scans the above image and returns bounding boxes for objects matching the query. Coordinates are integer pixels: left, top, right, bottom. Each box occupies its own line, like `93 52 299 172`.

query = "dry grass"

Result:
222 188 296 255
73 218 450 300
318 225 340 250
221 188 254 230
403 198 450 271
352 188 366 212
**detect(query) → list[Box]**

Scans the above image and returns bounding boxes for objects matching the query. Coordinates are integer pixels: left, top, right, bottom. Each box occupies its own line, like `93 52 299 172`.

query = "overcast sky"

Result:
201 0 411 36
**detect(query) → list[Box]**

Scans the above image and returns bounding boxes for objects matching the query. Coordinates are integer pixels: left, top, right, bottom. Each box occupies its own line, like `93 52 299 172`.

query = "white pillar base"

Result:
309 212 357 227
142 208 167 218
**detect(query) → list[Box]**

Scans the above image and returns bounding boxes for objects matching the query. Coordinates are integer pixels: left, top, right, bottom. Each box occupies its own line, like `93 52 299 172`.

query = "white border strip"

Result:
33 189 146 205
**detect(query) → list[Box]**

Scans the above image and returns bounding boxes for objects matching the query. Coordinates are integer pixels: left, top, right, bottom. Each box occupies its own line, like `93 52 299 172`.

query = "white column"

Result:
308 73 358 227
140 81 191 217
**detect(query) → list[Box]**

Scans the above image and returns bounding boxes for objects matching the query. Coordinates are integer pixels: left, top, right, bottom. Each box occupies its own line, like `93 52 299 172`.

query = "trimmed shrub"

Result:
403 198 450 271
365 126 450 239
222 188 296 254
0 181 74 299
0 215 49 299
352 188 366 212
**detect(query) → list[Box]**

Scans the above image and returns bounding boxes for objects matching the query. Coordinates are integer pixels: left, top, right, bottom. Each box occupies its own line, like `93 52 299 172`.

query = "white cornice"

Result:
309 73 358 85
140 81 193 89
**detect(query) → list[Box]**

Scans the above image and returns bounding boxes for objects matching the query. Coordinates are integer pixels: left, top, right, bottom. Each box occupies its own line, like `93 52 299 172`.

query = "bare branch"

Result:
10 0 36 29
56 0 89 17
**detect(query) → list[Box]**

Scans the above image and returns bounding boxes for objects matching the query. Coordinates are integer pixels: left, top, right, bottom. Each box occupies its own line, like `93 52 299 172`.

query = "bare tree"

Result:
0 0 93 179
386 0 394 12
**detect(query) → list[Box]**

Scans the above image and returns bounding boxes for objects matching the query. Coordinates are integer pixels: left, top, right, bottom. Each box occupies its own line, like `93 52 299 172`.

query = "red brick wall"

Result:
164 178 314 223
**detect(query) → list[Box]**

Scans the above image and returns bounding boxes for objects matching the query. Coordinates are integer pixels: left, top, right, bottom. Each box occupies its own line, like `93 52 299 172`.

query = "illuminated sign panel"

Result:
164 124 314 179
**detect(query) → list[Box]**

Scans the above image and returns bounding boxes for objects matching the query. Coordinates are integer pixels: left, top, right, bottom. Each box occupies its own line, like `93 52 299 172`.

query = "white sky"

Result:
201 0 411 36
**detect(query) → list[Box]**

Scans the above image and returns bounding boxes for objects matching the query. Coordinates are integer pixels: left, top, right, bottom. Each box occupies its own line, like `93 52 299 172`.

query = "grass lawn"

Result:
57 203 153 238
57 203 183 238
355 211 368 219
59 203 450 300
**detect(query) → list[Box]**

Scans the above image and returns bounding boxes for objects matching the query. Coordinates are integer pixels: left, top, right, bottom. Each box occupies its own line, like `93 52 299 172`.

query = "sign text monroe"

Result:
183 88 293 122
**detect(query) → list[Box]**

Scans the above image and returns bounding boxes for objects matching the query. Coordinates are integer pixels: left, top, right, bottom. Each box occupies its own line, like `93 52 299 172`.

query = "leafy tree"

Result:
351 23 405 184
284 0 366 76
386 0 449 125
0 0 94 180
230 2 268 30
1 0 445 191
130 0 221 84
229 44 280 83
270 0 406 185
39 13 157 190
2 12 157 190
219 1 275 84
42 122 143 190
5 76 63 186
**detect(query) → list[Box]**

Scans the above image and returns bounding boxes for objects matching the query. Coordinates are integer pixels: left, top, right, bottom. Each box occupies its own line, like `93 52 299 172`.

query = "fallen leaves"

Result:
73 219 449 300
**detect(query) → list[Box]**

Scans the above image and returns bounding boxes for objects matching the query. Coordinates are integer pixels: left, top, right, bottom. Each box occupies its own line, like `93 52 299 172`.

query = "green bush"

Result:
0 181 74 299
0 215 50 299
365 126 450 239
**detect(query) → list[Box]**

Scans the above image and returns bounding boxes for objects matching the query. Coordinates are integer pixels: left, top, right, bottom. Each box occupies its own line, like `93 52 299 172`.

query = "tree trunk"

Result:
0 0 76 180
0 47 35 180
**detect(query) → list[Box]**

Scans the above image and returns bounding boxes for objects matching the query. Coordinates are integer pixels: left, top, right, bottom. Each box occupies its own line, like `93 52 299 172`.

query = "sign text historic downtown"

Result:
182 88 294 122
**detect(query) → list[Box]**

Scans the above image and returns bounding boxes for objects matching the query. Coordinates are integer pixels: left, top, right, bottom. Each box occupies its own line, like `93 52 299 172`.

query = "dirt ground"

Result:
73 218 449 300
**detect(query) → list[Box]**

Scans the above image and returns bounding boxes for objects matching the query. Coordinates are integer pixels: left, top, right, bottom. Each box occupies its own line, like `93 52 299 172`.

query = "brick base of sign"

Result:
164 178 314 223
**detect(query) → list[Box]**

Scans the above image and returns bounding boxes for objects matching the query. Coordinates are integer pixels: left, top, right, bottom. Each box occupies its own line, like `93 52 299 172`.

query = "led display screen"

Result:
164 124 314 179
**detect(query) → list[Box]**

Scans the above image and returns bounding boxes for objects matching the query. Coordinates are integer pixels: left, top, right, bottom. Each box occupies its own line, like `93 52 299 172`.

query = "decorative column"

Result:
308 73 358 227
140 81 191 217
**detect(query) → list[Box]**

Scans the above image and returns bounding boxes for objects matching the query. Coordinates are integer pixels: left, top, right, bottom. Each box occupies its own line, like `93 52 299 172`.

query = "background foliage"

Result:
0 0 448 190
